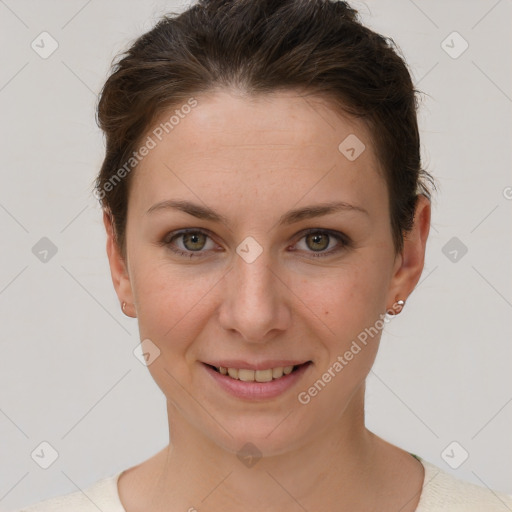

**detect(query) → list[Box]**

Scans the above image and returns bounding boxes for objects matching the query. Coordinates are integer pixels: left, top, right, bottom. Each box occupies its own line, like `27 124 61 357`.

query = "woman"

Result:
17 0 512 510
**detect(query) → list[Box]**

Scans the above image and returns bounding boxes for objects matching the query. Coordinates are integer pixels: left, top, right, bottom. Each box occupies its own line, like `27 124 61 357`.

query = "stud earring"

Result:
393 299 405 315
386 298 405 316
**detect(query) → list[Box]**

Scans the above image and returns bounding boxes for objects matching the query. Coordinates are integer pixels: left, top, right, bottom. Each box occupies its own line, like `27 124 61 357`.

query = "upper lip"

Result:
203 360 311 371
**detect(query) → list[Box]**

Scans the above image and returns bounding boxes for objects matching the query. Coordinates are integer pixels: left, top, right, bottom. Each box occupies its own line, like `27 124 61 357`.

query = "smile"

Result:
202 361 313 400
209 364 304 382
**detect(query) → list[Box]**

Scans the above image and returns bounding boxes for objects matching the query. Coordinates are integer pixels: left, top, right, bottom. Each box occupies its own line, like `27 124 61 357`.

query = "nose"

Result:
217 244 291 344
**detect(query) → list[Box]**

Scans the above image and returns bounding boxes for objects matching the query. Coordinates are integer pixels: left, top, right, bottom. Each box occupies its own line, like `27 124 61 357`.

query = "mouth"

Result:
204 362 312 383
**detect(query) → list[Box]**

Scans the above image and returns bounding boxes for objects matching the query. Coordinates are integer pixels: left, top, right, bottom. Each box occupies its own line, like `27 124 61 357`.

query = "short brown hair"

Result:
93 0 435 259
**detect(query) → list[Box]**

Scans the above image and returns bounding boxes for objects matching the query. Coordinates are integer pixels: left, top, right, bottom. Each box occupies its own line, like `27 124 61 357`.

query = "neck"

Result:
142 385 407 511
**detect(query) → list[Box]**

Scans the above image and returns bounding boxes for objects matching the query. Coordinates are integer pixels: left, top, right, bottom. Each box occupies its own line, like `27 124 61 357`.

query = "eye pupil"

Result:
307 232 329 251
183 232 206 251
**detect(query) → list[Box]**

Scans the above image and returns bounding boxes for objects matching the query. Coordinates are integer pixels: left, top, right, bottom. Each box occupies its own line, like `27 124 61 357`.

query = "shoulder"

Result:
416 458 512 512
13 471 126 512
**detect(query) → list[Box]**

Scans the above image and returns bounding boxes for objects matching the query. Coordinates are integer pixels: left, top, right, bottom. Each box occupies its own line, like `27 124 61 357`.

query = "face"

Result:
105 89 429 456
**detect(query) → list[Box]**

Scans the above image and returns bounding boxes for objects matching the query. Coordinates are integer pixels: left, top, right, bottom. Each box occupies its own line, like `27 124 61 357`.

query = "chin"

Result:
200 411 317 460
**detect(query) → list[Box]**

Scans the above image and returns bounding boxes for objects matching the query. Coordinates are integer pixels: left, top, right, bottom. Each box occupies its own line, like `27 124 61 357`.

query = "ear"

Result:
103 210 136 318
386 194 431 310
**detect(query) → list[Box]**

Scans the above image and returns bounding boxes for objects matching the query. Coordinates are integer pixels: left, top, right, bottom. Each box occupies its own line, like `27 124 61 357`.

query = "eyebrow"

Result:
146 199 368 226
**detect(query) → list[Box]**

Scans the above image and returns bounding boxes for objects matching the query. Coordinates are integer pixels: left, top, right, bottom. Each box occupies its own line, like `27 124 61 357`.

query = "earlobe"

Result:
386 194 431 310
102 210 137 318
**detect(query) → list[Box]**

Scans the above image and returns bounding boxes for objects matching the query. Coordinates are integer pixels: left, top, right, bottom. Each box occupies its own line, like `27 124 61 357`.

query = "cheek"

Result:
294 269 387 412
131 263 215 399
131 260 213 355
295 261 389 337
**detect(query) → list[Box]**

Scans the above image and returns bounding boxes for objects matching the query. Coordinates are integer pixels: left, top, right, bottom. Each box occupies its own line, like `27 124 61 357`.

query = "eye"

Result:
292 229 350 258
161 228 350 259
163 229 216 258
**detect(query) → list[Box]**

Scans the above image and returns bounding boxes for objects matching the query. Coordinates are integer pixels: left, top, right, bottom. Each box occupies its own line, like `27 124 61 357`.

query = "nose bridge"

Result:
219 236 288 341
236 246 275 303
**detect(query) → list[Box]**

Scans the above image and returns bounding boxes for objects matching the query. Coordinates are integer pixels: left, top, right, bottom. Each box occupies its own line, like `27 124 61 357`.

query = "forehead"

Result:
153 89 373 152
129 89 386 214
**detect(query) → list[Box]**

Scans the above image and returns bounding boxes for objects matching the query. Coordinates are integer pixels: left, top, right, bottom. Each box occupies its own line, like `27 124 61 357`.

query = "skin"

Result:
104 89 430 511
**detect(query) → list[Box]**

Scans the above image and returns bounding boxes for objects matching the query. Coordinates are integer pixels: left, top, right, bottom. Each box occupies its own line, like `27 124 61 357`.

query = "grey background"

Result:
1 0 511 509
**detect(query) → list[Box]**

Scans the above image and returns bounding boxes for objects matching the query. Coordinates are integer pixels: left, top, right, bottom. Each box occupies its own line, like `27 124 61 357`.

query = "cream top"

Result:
16 457 512 511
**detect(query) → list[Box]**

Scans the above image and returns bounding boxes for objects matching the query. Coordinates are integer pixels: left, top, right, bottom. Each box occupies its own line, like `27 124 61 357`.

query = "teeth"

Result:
272 367 283 379
217 365 297 382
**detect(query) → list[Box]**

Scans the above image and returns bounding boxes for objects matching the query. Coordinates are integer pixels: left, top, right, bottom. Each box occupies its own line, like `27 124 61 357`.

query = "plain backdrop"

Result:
0 0 511 509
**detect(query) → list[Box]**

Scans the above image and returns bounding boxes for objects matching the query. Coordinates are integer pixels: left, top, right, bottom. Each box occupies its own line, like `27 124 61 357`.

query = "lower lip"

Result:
203 362 312 401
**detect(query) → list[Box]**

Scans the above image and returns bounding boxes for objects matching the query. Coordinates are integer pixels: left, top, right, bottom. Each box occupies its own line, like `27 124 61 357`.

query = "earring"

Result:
387 298 405 316
393 299 405 315
121 301 136 318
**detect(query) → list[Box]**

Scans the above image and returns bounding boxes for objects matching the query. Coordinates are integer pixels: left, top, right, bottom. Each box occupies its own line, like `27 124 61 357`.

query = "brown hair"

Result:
93 0 435 259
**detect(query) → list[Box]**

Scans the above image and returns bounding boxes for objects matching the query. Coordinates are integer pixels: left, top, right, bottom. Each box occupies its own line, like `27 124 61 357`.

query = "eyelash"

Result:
160 228 351 259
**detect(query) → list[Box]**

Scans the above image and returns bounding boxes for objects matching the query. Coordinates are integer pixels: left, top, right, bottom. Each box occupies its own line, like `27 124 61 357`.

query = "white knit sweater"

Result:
14 458 512 511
